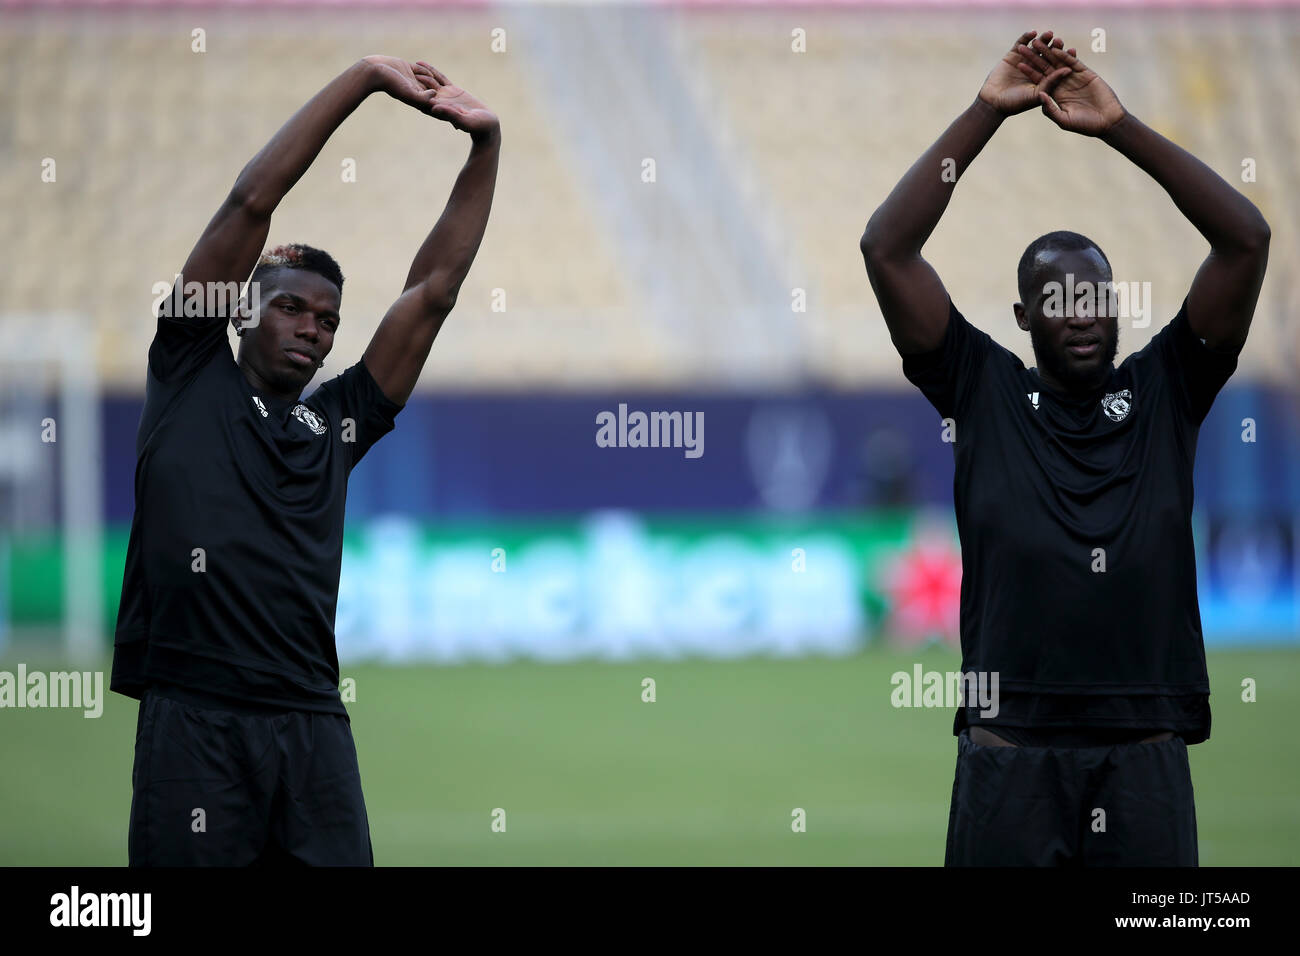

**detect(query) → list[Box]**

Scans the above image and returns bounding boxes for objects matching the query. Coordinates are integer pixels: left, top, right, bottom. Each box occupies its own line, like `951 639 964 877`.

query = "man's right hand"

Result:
362 55 442 114
978 30 1071 116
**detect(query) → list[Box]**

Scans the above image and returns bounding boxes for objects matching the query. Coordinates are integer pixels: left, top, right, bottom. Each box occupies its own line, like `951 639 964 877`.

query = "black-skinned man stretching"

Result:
861 31 1269 865
112 56 500 866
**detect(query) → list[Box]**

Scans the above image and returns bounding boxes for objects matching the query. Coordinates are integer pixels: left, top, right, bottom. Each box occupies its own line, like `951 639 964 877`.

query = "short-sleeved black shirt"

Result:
902 297 1238 744
111 306 403 714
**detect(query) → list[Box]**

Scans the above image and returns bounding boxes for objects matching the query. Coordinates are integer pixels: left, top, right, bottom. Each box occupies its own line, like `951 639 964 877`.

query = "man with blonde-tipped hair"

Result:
113 56 500 866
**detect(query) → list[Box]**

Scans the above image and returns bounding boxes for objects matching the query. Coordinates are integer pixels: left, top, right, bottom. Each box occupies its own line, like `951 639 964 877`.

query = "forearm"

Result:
862 98 1005 259
232 60 377 217
1101 113 1269 251
403 127 501 302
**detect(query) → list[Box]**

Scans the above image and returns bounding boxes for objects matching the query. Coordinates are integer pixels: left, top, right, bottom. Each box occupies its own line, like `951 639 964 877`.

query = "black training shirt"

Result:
111 304 403 713
902 297 1238 744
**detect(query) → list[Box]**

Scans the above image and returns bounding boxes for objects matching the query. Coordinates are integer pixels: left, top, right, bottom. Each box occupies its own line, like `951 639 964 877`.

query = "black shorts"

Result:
128 686 373 866
944 728 1198 866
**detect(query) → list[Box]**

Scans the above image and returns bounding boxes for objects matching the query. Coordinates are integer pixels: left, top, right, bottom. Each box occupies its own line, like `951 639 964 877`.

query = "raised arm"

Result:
175 57 441 307
1029 37 1270 353
363 65 500 405
860 31 1070 355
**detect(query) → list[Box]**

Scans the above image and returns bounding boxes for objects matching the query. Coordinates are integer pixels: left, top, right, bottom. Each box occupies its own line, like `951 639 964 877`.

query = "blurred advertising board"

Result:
5 509 1295 659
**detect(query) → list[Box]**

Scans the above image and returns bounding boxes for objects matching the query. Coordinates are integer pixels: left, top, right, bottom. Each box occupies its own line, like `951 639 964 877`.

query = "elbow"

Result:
860 214 910 264
859 222 885 262
859 226 876 259
228 169 277 220
1250 216 1271 253
1231 213 1271 256
227 183 274 221
419 279 459 316
1211 216 1269 260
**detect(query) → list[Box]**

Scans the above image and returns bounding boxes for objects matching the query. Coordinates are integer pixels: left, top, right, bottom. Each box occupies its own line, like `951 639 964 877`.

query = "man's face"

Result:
235 269 341 396
1014 248 1119 391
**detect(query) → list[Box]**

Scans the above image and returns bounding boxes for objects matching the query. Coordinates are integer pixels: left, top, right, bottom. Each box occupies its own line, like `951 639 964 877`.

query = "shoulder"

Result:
901 299 1013 373
1122 298 1241 370
1120 297 1242 426
307 358 405 415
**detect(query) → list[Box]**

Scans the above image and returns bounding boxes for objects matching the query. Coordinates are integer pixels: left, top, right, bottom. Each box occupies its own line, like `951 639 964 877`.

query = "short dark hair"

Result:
251 243 344 294
1017 231 1110 304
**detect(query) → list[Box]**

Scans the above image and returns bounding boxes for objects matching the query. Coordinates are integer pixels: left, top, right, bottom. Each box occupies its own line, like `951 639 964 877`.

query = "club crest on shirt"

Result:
251 396 268 418
291 403 328 436
1101 388 1132 422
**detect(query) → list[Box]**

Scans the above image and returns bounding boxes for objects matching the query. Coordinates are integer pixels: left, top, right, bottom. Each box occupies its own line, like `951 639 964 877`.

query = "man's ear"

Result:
1013 302 1029 332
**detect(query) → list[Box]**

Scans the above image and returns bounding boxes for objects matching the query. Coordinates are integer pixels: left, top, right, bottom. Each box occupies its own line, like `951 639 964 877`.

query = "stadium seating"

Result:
0 6 1295 389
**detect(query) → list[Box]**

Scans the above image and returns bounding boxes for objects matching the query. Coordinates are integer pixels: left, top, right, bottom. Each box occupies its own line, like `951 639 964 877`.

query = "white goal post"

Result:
0 313 103 665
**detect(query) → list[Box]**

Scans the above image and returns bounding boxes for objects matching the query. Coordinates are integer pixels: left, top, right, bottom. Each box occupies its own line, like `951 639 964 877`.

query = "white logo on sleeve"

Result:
1027 391 1040 409
1101 389 1132 422
292 404 327 436
251 396 268 418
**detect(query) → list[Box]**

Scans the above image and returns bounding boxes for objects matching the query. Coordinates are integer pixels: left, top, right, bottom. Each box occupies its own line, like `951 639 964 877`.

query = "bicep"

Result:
148 191 269 382
1186 237 1269 354
362 282 452 406
177 190 274 297
861 250 951 355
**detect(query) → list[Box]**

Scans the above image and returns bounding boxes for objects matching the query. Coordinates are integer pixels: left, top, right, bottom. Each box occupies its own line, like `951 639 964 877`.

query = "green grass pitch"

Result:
1 646 1296 865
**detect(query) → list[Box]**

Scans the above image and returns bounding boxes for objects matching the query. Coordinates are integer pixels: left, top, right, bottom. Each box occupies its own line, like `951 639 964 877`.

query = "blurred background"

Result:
1 0 1297 865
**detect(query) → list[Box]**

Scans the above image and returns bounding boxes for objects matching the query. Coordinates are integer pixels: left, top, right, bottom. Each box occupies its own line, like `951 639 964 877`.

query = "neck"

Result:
1035 364 1111 399
239 360 301 405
